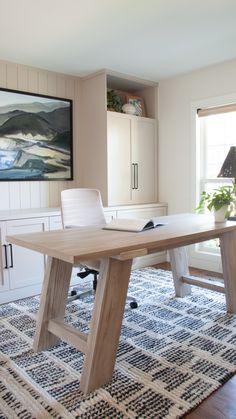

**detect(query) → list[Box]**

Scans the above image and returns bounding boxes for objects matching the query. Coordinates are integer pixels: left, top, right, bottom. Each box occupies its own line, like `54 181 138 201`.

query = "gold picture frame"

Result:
126 95 145 116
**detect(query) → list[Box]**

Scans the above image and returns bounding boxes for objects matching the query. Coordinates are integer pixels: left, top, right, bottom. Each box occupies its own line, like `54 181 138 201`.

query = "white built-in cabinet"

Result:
3 218 48 288
0 203 167 303
0 210 58 304
80 69 158 207
107 112 156 205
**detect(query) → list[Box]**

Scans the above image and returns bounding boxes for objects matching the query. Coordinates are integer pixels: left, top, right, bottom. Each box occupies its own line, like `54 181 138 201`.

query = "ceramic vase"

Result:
122 103 136 115
214 205 229 222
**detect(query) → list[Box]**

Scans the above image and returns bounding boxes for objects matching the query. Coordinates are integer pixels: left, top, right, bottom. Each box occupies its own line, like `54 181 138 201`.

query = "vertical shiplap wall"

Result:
0 59 79 210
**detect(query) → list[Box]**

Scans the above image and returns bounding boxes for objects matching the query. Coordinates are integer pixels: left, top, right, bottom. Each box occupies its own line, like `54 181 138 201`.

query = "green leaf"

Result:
196 184 236 215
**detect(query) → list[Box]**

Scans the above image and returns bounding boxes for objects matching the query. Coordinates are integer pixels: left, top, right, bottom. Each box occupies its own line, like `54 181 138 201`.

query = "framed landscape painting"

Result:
0 88 73 181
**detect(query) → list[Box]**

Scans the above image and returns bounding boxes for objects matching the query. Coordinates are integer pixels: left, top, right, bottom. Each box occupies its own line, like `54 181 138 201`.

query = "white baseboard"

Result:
0 283 43 304
0 271 86 304
133 251 167 269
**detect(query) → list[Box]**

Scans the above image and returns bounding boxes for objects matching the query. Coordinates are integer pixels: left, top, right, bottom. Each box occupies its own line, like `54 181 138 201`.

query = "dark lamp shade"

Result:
218 146 236 181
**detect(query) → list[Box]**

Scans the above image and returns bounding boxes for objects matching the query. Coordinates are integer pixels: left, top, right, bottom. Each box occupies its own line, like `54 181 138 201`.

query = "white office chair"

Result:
61 188 138 308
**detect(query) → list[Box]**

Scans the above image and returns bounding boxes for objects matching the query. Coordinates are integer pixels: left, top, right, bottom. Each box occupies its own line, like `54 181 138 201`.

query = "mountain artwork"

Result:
0 88 73 180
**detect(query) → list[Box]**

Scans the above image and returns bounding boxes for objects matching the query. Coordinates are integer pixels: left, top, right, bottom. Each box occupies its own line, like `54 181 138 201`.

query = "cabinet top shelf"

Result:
107 110 155 122
106 72 157 119
107 72 157 93
0 203 168 222
0 207 60 221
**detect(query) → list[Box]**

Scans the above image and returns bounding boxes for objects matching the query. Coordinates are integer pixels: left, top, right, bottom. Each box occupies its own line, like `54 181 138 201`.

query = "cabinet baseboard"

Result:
133 251 167 269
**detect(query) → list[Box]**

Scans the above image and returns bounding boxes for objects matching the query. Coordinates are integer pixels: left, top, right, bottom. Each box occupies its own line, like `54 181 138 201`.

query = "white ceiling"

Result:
1 0 236 82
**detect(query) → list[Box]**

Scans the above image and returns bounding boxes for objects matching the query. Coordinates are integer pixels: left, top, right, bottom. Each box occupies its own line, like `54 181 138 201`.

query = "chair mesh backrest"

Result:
61 188 106 228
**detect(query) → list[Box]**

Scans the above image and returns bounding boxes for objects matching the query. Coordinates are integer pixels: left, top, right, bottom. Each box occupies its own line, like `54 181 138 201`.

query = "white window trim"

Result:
189 92 236 273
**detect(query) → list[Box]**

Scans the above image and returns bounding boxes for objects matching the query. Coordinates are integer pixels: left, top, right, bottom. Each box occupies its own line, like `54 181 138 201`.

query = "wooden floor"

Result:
156 262 236 419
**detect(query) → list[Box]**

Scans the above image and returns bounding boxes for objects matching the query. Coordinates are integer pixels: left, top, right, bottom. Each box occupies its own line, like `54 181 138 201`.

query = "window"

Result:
197 106 236 253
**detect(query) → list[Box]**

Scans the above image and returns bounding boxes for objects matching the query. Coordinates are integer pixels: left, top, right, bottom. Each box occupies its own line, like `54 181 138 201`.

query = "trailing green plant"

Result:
196 184 236 219
107 90 123 113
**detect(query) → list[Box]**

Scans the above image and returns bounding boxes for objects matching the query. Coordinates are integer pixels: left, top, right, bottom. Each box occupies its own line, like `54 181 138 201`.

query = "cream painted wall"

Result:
2 55 236 215
158 58 236 214
0 59 80 210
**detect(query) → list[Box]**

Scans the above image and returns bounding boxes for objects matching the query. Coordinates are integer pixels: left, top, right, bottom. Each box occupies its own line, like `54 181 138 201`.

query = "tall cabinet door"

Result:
6 217 49 290
107 112 132 205
131 118 156 204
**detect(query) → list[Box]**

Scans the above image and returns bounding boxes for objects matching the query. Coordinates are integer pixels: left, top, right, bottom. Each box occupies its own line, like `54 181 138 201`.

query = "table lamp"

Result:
218 146 236 183
218 146 236 219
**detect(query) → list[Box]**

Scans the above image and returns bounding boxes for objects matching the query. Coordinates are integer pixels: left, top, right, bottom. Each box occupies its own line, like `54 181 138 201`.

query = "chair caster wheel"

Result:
130 301 138 309
70 290 77 296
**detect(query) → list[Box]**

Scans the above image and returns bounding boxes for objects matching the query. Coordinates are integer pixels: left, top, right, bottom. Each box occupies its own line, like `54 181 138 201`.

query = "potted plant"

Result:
196 184 236 222
107 90 123 113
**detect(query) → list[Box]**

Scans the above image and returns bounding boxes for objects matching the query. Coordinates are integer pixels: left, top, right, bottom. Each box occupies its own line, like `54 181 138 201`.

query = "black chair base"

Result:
69 267 138 309
126 295 138 309
77 267 98 291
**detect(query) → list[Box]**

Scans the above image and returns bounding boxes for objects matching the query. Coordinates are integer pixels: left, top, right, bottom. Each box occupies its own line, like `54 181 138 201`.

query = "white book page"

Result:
103 218 153 232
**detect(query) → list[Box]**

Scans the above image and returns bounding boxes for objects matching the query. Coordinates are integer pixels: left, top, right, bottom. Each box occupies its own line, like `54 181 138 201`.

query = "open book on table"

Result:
103 218 166 233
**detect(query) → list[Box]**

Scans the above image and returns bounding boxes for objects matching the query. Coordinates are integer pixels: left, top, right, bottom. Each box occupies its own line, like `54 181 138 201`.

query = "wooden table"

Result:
6 213 236 394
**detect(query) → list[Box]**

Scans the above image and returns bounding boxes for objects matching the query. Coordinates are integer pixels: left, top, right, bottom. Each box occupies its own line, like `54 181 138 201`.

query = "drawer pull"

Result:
9 244 13 268
3 244 8 269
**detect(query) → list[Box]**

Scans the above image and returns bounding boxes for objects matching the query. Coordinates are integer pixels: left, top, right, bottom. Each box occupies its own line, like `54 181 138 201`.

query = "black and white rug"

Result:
0 267 236 419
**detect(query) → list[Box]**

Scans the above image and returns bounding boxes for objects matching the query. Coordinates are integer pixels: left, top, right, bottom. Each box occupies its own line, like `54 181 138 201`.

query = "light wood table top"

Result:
6 213 236 264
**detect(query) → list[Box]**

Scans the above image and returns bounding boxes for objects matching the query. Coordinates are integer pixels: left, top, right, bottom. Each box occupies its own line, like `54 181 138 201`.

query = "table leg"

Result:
80 257 132 394
169 247 191 297
33 256 72 352
220 230 236 313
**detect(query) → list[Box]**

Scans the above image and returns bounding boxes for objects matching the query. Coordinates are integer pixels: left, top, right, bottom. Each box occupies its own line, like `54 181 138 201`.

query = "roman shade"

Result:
197 103 236 117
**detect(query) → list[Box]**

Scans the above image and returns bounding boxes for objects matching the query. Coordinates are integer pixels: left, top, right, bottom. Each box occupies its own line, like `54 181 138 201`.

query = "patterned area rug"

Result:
0 267 236 419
